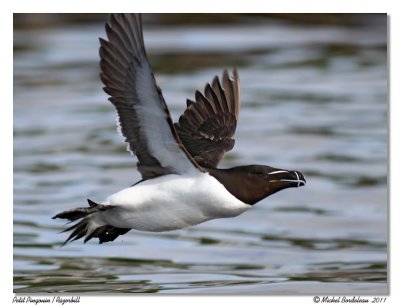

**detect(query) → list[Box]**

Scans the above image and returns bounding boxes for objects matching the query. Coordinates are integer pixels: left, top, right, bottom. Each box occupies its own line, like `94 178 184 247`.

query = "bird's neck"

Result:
206 167 268 205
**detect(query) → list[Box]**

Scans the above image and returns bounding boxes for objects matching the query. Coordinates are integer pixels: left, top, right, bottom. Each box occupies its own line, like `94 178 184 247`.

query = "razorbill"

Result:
53 13 306 245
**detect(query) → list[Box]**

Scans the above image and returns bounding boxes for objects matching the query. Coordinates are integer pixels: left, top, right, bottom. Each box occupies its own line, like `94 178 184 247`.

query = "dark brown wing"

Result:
174 69 240 168
100 13 202 179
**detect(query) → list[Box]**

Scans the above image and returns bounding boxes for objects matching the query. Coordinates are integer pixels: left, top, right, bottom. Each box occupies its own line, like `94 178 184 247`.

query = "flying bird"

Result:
53 13 306 245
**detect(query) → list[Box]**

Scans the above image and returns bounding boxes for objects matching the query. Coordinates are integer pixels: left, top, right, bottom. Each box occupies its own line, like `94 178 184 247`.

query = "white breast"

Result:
101 172 250 231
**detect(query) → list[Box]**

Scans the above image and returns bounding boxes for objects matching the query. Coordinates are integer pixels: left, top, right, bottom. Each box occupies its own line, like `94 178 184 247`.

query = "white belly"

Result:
101 172 250 231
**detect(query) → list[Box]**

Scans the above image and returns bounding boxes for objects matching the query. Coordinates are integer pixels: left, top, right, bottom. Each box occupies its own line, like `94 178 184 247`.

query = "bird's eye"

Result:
254 172 266 176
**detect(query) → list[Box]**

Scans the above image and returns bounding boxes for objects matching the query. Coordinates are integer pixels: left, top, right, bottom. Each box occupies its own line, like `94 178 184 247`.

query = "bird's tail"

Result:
52 199 130 245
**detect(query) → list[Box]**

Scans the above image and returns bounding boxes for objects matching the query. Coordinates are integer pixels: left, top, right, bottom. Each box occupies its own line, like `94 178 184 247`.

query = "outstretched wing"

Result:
99 13 202 179
174 69 240 168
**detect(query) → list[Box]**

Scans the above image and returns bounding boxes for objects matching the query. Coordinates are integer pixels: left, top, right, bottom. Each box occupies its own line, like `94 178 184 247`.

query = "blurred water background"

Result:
13 13 387 294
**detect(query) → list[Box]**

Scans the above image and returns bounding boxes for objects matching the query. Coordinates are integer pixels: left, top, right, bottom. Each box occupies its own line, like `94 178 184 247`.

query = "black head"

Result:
208 165 306 205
